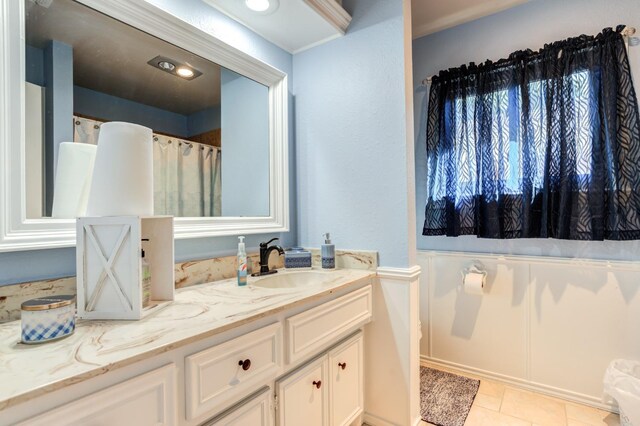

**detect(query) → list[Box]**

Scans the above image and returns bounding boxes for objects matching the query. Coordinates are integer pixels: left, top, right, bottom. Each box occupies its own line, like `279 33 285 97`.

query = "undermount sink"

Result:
251 270 335 289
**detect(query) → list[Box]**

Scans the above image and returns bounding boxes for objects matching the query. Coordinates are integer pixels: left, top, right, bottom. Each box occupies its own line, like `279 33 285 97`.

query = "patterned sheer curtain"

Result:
74 116 222 217
423 26 640 240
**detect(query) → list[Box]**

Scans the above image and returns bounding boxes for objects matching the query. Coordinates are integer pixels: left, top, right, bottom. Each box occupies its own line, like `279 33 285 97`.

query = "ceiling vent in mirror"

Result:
245 0 280 14
147 55 202 80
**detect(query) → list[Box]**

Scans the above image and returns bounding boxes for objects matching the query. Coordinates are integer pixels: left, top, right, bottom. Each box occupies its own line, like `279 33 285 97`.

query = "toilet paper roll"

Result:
86 122 153 217
51 142 97 219
463 271 485 295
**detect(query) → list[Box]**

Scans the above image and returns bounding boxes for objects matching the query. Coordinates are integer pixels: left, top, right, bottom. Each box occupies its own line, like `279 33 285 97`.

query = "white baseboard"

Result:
420 356 619 413
362 412 422 426
362 412 398 426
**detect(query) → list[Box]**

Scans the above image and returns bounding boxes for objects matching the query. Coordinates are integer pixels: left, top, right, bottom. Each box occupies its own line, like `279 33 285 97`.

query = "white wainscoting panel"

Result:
418 250 640 410
427 255 529 379
529 263 640 401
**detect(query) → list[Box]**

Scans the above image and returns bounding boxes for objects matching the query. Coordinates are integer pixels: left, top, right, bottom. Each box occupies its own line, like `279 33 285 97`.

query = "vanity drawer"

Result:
20 364 177 426
185 323 283 420
286 285 372 364
203 387 273 426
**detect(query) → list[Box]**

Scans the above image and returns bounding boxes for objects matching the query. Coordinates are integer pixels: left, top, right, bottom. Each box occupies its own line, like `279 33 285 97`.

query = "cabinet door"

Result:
205 388 273 426
329 333 364 426
276 355 329 426
19 364 177 426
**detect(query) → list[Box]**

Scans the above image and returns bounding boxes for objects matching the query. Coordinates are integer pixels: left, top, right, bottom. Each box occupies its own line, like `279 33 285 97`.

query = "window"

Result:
424 26 640 240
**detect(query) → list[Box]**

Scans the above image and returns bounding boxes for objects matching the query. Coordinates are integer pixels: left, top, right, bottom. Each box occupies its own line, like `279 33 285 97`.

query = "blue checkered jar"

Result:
21 295 76 344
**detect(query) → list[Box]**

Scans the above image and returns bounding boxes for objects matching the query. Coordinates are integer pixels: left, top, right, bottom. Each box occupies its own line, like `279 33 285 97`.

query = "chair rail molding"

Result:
0 0 289 252
376 265 422 281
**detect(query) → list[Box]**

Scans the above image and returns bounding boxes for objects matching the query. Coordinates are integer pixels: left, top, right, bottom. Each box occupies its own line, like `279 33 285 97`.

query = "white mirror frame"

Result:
0 0 289 252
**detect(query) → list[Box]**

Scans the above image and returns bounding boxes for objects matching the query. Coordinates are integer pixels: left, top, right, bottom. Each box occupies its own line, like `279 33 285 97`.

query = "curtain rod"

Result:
421 26 637 86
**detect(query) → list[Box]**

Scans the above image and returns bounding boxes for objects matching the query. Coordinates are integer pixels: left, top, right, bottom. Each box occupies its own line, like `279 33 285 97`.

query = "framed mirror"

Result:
0 0 289 251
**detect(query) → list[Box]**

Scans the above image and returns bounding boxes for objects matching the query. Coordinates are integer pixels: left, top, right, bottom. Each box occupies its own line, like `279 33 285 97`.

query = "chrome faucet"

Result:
251 237 284 276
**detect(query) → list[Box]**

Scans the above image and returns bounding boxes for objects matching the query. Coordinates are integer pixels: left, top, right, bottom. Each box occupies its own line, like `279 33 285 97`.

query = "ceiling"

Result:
203 0 350 54
25 0 225 115
411 0 530 39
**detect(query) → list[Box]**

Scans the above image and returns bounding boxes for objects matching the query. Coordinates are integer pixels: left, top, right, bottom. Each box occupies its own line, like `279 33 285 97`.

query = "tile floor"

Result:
420 366 621 426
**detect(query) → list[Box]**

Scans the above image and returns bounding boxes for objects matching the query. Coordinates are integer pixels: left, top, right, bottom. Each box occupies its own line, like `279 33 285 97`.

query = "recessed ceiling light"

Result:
158 61 175 71
245 0 270 12
176 67 194 78
244 0 279 14
147 56 202 80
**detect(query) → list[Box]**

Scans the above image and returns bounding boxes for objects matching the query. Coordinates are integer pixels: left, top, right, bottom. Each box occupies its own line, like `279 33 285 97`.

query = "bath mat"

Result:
420 366 480 426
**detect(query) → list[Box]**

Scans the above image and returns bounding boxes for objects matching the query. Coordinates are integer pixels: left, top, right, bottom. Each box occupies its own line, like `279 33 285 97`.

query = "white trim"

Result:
362 412 423 426
291 33 343 55
376 265 422 281
362 412 397 426
420 356 619 413
0 0 289 252
202 0 350 55
367 265 421 426
412 0 529 39
418 249 640 271
303 0 352 35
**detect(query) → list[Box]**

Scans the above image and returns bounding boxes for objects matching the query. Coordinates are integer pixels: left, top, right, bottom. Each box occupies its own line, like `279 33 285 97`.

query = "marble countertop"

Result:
0 268 374 411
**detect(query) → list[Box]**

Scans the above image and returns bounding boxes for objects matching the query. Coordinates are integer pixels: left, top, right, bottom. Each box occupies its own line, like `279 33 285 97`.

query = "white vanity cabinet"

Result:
18 364 177 426
276 355 330 426
204 388 273 426
276 332 364 426
285 286 372 364
328 334 364 426
9 283 372 426
185 323 282 420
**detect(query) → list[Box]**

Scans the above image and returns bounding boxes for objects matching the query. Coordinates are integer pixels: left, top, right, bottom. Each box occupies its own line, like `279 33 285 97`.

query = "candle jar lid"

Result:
21 295 76 311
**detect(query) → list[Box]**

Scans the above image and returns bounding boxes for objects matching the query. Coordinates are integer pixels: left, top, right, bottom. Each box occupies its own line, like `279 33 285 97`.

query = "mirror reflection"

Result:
24 0 270 219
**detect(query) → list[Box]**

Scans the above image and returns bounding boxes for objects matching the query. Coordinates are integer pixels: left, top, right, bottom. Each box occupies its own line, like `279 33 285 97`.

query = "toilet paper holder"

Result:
461 261 487 284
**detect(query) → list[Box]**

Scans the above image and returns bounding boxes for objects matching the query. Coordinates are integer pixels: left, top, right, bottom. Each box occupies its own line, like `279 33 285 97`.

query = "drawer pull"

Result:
312 380 322 389
238 359 252 371
338 362 347 370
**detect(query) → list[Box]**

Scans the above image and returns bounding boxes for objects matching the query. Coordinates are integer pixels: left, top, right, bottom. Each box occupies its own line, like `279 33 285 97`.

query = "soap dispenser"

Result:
237 236 248 286
321 233 336 269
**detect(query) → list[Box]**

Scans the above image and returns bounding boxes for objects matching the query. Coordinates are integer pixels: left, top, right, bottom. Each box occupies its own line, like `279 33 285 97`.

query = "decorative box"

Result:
76 216 174 320
284 247 312 269
21 295 76 344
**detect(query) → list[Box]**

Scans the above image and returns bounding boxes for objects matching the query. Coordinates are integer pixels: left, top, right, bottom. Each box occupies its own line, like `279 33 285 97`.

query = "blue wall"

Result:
413 0 640 260
188 106 221 136
44 40 74 216
75 87 221 137
0 0 295 285
293 0 414 267
220 68 270 217
74 86 190 137
26 45 219 138
26 45 44 86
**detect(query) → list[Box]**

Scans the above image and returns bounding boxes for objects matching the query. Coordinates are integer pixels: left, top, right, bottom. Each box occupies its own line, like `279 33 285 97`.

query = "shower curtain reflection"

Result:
73 116 221 217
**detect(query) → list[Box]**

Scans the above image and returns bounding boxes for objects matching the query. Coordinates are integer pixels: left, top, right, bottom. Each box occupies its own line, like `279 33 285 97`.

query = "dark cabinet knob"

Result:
238 359 251 371
312 380 322 389
338 362 347 370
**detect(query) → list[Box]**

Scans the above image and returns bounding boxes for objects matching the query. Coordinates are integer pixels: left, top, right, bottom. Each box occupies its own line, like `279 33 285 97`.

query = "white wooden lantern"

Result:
76 216 174 320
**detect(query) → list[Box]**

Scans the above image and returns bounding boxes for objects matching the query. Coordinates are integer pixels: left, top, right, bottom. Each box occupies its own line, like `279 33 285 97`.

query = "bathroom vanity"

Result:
0 269 373 425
